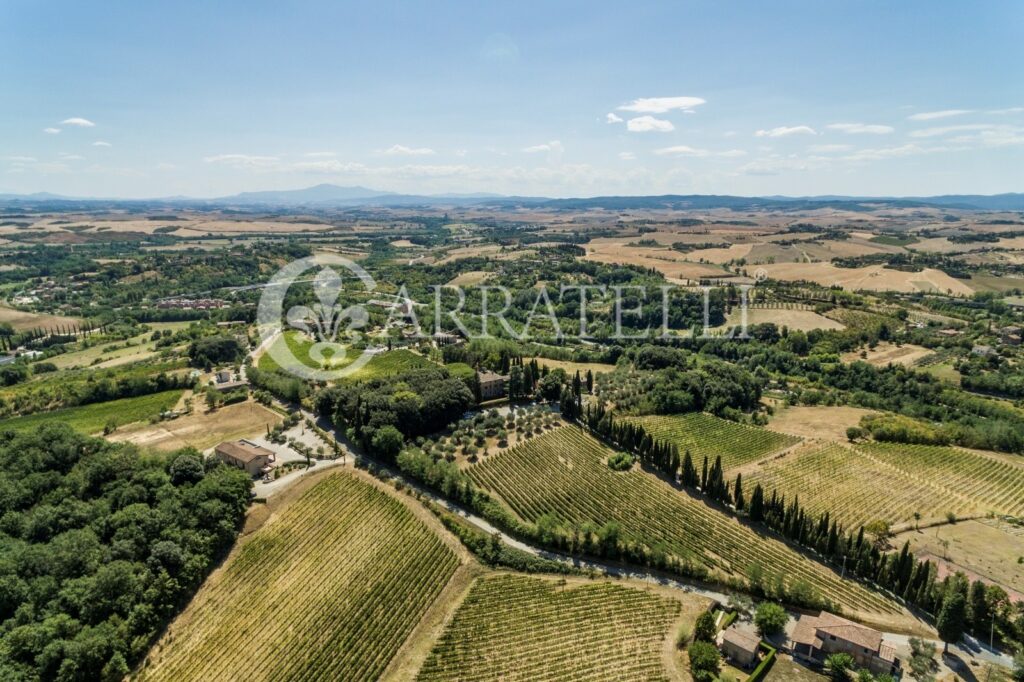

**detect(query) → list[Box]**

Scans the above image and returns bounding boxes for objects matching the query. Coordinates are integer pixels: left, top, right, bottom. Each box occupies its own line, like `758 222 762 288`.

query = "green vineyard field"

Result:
469 427 901 618
626 412 800 471
417 574 682 682
140 472 460 682
743 443 972 529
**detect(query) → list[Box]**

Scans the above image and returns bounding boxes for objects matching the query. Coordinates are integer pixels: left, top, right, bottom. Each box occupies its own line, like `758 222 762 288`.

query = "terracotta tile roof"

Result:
215 440 274 463
792 611 883 652
722 625 761 654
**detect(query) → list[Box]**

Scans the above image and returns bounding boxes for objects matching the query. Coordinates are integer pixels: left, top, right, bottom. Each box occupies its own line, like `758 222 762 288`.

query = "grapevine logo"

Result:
256 254 377 381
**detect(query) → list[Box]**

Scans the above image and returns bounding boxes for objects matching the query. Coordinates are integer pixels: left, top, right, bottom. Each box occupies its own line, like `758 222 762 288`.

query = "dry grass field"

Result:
766 405 877 441
529 357 618 376
581 241 731 283
446 270 492 286
894 520 1024 600
108 400 282 452
0 304 82 332
756 262 975 295
842 342 934 367
710 307 844 333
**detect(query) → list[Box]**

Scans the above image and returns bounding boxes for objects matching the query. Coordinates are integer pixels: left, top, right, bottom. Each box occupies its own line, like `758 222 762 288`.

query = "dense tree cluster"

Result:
0 424 252 681
316 368 474 459
186 335 245 369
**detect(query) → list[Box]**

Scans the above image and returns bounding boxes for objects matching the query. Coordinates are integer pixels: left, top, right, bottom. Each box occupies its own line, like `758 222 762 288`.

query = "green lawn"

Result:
259 331 435 380
0 390 184 435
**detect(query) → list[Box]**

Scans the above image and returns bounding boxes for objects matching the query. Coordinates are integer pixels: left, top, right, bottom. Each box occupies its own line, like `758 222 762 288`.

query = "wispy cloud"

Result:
809 143 854 153
654 145 747 158
522 140 564 154
618 96 706 114
382 144 435 156
826 123 894 134
909 123 999 138
618 151 635 160
92 141 112 147
61 117 96 127
907 109 972 121
5 156 37 163
627 116 674 133
606 112 623 124
303 151 335 158
989 107 1024 115
59 153 85 161
754 125 816 137
203 153 280 169
43 127 61 134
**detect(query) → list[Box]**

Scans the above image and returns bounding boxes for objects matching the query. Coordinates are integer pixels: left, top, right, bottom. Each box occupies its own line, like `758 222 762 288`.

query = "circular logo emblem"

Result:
256 254 377 381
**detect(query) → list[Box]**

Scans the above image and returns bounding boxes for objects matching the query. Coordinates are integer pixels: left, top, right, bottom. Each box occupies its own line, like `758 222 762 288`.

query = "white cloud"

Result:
618 151 636 160
382 144 435 156
826 123 894 134
522 140 564 154
809 144 854 153
59 153 85 161
203 153 280 169
43 127 61 134
841 144 949 161
989 107 1024 115
92 141 112 147
5 156 37 163
61 117 96 127
303 151 335 158
907 109 972 121
618 96 706 114
606 112 623 124
627 116 675 133
909 124 999 138
653 145 746 158
755 126 817 138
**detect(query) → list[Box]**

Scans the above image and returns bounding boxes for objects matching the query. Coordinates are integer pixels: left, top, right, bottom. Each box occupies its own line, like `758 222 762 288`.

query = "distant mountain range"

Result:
1 184 1023 211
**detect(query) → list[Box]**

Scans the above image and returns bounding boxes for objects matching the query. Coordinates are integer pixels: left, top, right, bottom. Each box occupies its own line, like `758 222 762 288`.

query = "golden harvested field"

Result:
841 342 933 367
711 307 844 333
140 471 462 682
683 243 752 263
416 574 704 682
108 400 282 452
529 357 618 376
581 241 730 282
766 405 877 441
436 243 503 263
0 305 82 332
446 270 492 286
755 262 975 295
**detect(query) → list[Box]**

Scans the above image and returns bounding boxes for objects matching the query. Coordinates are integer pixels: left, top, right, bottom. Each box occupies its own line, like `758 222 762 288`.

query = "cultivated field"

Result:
108 400 282 452
259 331 434 379
469 427 905 621
0 389 183 435
140 472 461 682
416 574 694 681
858 442 1024 518
626 412 800 471
529 357 618 377
742 442 971 530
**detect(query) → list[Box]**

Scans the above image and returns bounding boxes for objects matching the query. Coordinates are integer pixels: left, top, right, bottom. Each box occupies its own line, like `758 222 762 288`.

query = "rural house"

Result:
477 370 508 400
718 624 761 668
215 440 276 477
790 611 900 677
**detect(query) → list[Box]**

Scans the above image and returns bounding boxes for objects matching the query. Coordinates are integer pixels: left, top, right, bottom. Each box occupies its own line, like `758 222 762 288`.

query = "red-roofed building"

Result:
790 611 900 677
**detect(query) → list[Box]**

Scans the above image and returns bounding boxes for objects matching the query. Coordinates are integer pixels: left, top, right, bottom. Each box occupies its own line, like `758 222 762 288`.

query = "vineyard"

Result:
416 574 684 681
140 472 460 682
625 413 800 471
469 427 902 619
857 442 1024 517
742 442 972 529
0 389 183 434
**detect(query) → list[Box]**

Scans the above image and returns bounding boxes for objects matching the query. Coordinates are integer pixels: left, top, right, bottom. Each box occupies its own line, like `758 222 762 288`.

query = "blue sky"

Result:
2 1 1022 198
